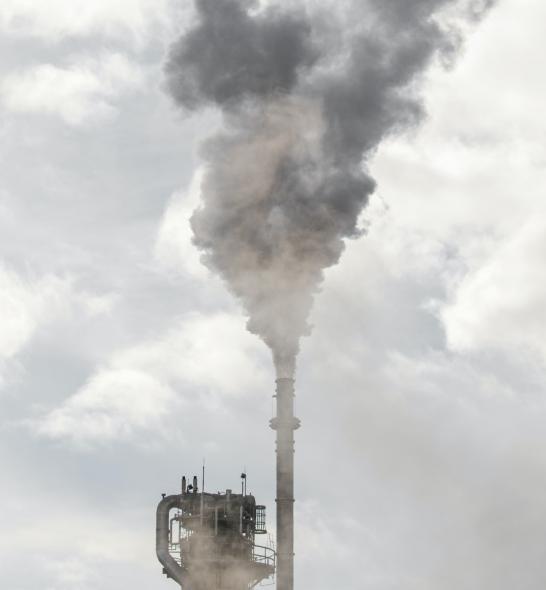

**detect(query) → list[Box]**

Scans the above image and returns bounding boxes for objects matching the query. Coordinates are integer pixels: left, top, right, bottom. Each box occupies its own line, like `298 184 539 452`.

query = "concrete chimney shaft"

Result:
270 378 300 590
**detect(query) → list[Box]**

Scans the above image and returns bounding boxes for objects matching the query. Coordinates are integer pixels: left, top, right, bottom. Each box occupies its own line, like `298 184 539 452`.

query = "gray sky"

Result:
1 1 546 589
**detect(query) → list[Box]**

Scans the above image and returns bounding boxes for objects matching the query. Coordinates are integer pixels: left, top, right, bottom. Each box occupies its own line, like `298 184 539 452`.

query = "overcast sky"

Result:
1 1 546 589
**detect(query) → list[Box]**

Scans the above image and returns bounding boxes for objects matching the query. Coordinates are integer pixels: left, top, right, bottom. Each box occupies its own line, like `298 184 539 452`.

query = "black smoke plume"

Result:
165 0 496 377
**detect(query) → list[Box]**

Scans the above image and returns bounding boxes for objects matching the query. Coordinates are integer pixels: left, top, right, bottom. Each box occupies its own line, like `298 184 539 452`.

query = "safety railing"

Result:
252 543 276 569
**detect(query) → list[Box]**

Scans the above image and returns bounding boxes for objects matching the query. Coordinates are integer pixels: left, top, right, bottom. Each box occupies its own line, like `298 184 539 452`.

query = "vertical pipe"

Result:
200 465 205 527
271 378 300 590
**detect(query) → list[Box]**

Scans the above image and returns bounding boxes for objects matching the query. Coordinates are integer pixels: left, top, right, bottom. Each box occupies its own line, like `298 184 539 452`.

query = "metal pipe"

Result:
270 378 300 590
200 471 204 527
156 495 187 589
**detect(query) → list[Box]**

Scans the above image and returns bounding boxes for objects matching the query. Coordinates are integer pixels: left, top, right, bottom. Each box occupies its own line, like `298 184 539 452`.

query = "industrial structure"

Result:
156 474 275 590
156 376 299 590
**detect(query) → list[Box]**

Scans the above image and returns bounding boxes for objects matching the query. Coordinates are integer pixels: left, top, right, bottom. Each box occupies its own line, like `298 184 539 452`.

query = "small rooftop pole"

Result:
200 460 205 526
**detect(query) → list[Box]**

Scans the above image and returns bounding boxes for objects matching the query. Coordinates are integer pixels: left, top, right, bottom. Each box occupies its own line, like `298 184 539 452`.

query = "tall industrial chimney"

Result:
270 378 300 590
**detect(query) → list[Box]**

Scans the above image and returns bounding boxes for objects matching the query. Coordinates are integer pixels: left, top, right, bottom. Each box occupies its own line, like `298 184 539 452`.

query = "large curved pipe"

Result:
156 494 187 588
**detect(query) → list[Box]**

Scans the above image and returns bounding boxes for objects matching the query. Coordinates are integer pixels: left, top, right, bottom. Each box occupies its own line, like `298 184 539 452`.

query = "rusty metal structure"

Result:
270 378 300 590
156 474 275 590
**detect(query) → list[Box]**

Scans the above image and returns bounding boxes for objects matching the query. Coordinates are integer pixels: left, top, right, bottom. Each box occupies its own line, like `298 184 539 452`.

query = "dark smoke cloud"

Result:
165 0 317 109
165 0 496 376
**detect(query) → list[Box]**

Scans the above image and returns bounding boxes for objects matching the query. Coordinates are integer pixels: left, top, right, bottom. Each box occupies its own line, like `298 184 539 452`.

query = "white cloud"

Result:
1 495 151 563
35 312 269 446
0 0 171 42
0 263 117 388
1 53 144 126
370 0 546 241
0 264 73 360
114 311 269 396
155 168 210 280
0 493 156 590
441 220 546 359
359 196 450 281
362 0 546 369
36 368 177 445
79 292 119 317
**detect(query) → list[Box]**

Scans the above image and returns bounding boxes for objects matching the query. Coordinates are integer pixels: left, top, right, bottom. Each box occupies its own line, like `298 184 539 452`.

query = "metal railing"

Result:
252 543 276 569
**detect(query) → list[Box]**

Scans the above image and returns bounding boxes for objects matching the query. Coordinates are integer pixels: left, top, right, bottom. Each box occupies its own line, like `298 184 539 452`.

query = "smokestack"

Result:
163 2 499 588
270 378 300 590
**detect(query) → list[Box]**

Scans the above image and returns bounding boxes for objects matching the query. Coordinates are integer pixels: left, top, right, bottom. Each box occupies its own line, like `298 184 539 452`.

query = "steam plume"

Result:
165 0 496 377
